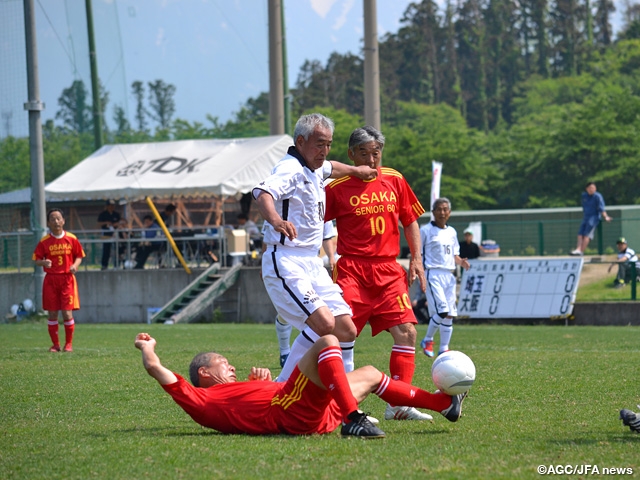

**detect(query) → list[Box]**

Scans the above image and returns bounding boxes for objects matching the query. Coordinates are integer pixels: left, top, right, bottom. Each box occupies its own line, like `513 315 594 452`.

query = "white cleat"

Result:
384 404 433 421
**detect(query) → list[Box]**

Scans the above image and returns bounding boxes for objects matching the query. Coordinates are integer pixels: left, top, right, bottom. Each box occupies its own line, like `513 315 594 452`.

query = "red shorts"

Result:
273 366 342 435
335 256 417 336
42 273 80 311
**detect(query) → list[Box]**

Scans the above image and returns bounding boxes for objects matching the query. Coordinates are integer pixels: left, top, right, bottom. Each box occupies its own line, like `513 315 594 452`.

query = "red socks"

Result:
317 346 358 421
390 345 416 383
63 319 75 348
373 373 451 412
48 320 60 348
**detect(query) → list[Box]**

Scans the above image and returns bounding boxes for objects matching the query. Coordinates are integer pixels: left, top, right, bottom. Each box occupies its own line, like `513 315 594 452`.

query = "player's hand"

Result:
248 367 272 381
460 259 471 271
273 220 297 241
351 165 378 180
135 332 156 350
409 259 426 292
42 259 52 268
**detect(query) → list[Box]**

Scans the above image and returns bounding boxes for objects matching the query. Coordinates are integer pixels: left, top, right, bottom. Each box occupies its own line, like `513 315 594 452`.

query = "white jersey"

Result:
253 151 333 252
420 222 460 270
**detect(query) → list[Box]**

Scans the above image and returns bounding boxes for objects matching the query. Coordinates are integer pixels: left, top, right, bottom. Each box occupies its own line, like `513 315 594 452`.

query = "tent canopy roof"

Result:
45 135 293 201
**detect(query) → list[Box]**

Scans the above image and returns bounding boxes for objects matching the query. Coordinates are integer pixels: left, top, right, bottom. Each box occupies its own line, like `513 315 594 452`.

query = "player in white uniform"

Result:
274 221 337 368
253 113 377 382
419 198 470 358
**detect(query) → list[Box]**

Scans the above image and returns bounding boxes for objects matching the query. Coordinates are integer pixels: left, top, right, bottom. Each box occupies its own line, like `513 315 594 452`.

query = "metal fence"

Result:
0 225 247 272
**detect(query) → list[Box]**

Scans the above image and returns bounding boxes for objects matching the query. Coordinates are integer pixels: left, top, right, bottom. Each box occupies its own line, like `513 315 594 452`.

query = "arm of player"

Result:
403 221 426 292
34 258 52 268
322 236 337 271
69 257 82 274
135 333 178 386
455 255 471 271
329 161 377 180
253 190 297 241
248 367 272 381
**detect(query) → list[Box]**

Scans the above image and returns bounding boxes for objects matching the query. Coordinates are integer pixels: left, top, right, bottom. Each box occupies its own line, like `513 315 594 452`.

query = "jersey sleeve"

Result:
253 158 298 202
397 176 425 226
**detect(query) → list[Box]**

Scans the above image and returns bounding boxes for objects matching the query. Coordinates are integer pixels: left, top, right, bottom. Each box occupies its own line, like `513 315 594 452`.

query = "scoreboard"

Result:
457 258 584 318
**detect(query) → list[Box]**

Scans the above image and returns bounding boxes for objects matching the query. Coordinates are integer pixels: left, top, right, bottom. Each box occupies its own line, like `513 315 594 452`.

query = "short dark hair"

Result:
189 352 216 387
237 213 248 221
432 197 451 212
165 204 177 213
585 182 596 189
143 215 153 222
47 208 64 221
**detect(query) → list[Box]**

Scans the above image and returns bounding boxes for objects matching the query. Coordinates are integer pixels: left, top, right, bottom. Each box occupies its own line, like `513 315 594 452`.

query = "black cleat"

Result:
341 411 386 439
620 409 640 433
441 391 468 422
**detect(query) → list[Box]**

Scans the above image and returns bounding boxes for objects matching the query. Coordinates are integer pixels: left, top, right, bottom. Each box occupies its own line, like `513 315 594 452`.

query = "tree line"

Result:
1 0 640 211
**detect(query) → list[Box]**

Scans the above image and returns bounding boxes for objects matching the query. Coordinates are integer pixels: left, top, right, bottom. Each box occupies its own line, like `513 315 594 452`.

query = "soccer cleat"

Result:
570 249 583 256
63 344 73 352
366 415 380 425
341 411 386 439
421 339 434 358
48 346 61 352
384 405 433 421
279 354 289 368
620 408 640 433
440 391 467 422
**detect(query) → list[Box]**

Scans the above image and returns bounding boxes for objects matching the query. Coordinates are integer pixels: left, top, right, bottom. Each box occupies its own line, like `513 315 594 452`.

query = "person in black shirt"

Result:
459 229 480 260
97 200 121 270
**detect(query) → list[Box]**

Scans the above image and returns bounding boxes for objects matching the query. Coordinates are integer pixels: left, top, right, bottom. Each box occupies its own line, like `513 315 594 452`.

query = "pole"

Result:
85 0 103 150
363 0 381 130
23 0 47 312
268 0 285 135
280 1 291 136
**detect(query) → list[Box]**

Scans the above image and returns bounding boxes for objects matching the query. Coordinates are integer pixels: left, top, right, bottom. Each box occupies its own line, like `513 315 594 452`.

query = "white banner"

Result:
457 258 584 318
430 161 442 220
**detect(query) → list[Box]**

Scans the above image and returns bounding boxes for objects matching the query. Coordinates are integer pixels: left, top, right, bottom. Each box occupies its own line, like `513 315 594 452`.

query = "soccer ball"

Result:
431 350 476 395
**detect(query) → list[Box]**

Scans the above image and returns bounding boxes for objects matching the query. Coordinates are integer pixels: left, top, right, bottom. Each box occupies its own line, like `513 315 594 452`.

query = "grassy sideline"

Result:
1 323 639 479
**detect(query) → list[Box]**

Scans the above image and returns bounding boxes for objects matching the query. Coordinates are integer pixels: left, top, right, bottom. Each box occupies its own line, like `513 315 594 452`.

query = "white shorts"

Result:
425 268 458 318
262 245 352 330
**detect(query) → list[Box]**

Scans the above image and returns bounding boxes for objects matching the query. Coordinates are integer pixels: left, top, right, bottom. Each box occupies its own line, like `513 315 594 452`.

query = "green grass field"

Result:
1 323 639 479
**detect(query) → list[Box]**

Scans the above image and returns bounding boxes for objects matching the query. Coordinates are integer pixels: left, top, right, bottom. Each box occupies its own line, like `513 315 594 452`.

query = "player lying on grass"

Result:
135 332 467 439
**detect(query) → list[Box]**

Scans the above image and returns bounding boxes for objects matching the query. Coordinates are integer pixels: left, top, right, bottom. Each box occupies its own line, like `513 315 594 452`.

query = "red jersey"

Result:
325 167 425 258
162 369 342 435
33 231 85 273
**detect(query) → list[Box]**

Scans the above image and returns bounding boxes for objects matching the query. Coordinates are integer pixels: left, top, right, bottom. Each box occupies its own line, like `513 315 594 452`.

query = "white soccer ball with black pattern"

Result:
431 350 476 395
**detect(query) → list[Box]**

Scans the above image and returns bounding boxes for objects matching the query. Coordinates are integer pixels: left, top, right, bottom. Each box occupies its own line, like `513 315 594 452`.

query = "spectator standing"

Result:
571 182 612 256
97 200 121 270
33 209 85 352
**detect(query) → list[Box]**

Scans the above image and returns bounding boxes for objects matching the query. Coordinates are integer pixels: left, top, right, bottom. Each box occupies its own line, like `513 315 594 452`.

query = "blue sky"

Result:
1 0 416 137
0 0 627 138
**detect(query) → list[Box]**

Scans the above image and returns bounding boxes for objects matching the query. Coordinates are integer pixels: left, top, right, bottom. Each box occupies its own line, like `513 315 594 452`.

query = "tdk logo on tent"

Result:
116 156 210 177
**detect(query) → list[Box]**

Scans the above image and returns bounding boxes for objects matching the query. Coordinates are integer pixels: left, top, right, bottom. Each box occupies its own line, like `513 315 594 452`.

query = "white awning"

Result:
45 135 292 201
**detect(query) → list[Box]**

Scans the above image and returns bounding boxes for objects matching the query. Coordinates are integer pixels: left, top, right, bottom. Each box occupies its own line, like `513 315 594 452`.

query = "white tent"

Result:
45 135 293 201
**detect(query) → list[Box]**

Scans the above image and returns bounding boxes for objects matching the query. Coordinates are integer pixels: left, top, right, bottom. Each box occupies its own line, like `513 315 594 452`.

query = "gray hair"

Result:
189 352 216 387
293 113 335 142
348 126 385 154
432 197 451 212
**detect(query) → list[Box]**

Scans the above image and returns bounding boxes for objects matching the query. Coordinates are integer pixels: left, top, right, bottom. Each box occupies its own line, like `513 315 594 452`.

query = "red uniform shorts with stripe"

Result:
335 256 417 336
273 366 342 435
42 273 80 311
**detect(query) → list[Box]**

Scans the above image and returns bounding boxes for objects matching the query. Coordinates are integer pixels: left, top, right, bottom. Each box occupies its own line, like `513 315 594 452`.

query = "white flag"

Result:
430 161 442 220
